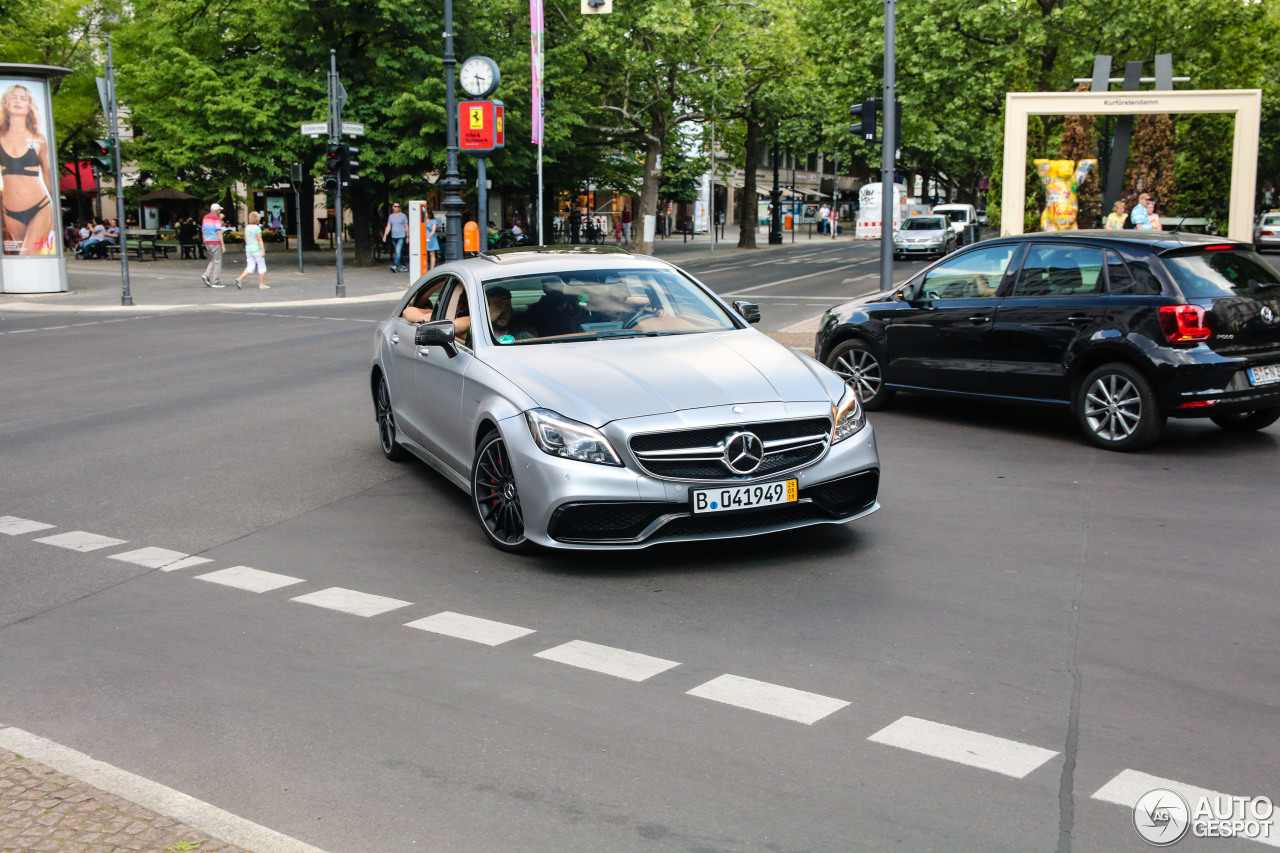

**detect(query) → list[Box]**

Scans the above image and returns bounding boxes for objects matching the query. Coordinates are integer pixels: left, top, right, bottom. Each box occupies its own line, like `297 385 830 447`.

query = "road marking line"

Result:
405 611 536 646
7 328 35 333
722 263 866 296
194 566 305 593
33 531 128 552
843 273 879 283
780 315 826 333
0 727 331 853
534 640 679 682
1093 769 1280 847
0 516 55 535
867 716 1058 778
291 587 412 617
686 674 849 724
109 547 212 571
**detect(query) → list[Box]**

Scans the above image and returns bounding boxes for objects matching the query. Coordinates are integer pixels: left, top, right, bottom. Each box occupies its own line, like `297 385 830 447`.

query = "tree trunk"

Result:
634 134 664 256
738 119 760 248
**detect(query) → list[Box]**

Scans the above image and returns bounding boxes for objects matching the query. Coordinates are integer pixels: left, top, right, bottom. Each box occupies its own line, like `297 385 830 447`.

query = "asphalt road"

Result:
1 245 1278 852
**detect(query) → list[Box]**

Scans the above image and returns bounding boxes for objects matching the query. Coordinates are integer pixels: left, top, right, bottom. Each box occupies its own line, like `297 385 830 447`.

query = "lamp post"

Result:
768 136 782 245
441 0 465 261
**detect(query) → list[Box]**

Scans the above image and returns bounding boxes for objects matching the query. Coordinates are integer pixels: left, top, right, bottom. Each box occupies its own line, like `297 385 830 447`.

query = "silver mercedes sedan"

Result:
370 247 880 552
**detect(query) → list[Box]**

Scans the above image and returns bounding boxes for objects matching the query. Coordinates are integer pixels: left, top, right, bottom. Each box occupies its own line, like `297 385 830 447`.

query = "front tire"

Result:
1075 363 1165 451
826 339 894 410
472 430 536 554
1210 407 1280 432
375 374 410 461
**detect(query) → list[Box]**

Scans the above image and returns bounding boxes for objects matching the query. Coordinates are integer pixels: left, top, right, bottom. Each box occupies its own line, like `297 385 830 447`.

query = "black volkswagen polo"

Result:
815 231 1280 451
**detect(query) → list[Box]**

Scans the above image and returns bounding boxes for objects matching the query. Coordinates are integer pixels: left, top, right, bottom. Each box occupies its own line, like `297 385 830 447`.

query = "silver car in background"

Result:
370 248 880 552
893 215 956 260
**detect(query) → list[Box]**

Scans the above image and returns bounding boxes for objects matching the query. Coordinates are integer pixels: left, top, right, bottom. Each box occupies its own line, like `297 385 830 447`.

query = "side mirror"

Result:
415 320 458 358
732 300 762 324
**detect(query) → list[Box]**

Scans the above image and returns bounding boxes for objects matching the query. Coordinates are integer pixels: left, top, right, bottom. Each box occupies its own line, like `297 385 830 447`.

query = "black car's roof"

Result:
984 230 1244 253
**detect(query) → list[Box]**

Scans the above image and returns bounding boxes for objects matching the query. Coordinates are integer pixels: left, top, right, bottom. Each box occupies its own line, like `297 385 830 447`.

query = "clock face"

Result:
460 57 498 97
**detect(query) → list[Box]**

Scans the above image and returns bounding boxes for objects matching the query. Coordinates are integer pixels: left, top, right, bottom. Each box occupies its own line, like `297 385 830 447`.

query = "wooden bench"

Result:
105 230 176 261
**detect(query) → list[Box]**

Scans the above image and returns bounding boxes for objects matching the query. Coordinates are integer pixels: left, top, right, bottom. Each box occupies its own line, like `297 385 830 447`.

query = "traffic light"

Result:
92 138 114 167
341 144 360 185
848 98 878 142
323 142 342 191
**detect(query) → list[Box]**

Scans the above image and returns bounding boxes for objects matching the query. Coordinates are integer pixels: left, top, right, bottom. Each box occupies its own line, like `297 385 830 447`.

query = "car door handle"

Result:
390 333 399 344
968 314 989 324
1066 315 1091 326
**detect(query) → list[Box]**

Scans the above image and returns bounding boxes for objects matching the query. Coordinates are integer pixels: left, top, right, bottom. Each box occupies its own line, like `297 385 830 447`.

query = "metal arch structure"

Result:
1000 89 1262 242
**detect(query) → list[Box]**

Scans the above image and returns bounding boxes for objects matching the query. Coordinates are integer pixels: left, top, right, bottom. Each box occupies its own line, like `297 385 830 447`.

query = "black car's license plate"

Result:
1248 364 1280 386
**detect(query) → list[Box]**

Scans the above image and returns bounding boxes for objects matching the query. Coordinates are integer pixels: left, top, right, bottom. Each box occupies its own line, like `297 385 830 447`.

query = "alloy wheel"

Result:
474 435 526 546
833 348 883 404
375 375 407 460
1083 373 1142 441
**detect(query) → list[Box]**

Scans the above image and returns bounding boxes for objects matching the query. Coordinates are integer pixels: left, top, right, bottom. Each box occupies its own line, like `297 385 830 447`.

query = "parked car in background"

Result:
816 231 1280 451
1254 211 1280 251
373 248 880 551
976 207 989 226
893 215 956 261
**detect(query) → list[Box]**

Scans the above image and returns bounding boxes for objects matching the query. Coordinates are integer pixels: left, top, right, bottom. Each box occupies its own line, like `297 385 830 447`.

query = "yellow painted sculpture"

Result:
1033 158 1096 231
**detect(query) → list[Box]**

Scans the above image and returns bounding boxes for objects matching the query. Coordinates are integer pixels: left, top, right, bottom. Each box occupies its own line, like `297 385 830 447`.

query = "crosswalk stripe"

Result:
109 547 212 571
0 516 55 536
534 640 679 682
1093 769 1280 847
290 587 412 617
194 566 306 593
686 674 849 725
405 611 535 646
33 531 128 552
867 716 1057 778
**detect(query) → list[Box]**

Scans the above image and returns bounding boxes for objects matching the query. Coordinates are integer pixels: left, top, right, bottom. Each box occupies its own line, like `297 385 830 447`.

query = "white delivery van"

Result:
931 203 978 238
855 182 908 239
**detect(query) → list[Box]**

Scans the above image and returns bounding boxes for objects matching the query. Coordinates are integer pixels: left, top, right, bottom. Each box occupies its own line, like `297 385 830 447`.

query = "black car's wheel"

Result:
1075 363 1165 451
826 339 893 410
375 374 410 461
1210 407 1280 432
472 430 536 554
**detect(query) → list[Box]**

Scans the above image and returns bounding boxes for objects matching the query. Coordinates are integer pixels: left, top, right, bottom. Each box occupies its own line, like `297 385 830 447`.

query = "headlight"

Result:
831 387 867 444
525 408 622 466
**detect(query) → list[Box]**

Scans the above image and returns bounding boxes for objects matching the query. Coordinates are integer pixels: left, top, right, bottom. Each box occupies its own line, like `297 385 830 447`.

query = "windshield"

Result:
938 210 968 223
1164 251 1280 298
902 217 946 231
481 267 737 345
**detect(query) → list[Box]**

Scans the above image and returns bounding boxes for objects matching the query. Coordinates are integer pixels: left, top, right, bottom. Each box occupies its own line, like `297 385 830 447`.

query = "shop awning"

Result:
137 188 200 202
59 161 96 193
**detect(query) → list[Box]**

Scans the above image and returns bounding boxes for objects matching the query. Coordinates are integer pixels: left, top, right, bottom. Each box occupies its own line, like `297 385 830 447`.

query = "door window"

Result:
402 275 451 323
918 244 1017 299
1012 245 1105 297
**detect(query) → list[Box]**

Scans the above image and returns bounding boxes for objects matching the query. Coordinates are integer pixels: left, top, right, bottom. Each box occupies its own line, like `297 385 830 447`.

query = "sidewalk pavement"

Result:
0 224 849 316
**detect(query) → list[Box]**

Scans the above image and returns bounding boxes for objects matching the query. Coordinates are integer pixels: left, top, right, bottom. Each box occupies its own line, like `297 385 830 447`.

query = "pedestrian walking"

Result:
621 205 632 244
568 206 582 244
201 203 225 287
1104 200 1127 229
382 202 409 272
424 207 439 271
235 211 269 289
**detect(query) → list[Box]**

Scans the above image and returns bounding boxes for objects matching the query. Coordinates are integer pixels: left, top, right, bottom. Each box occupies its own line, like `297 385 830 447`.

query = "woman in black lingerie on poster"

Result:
0 83 56 254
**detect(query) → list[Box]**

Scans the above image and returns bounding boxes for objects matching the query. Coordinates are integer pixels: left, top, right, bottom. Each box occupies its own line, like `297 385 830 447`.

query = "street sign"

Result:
459 100 504 155
96 77 111 118
341 121 365 137
300 121 327 136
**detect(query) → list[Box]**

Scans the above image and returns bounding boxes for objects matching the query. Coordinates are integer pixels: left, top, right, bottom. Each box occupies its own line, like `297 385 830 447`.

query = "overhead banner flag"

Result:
530 0 544 144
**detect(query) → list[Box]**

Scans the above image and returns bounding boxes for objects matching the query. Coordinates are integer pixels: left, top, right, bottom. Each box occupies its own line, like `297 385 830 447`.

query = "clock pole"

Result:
442 0 465 262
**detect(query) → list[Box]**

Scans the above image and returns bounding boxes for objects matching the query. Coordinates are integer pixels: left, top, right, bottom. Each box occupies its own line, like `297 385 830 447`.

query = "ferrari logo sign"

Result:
459 100 505 155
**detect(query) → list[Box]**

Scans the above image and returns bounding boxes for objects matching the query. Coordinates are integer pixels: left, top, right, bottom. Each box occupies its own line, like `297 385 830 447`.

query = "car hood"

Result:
480 330 835 426
898 229 948 238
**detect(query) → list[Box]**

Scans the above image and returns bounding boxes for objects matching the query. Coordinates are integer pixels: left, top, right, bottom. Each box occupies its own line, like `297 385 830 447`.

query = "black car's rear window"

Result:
1164 250 1280 298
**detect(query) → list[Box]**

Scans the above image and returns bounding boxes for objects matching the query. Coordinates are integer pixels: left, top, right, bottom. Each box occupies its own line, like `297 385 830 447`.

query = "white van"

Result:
931 203 978 237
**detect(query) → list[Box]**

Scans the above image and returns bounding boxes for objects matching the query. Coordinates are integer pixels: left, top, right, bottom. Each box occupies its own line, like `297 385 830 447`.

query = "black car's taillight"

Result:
1158 304 1211 342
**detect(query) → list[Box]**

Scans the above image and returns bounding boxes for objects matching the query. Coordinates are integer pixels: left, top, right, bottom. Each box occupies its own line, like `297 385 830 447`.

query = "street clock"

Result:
459 56 500 98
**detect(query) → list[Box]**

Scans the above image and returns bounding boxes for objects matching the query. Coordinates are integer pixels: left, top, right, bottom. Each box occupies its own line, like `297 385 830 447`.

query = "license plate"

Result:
691 479 798 514
1248 364 1280 386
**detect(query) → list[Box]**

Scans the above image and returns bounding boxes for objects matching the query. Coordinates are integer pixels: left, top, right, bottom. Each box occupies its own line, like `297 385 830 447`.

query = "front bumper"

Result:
895 242 945 256
499 402 880 550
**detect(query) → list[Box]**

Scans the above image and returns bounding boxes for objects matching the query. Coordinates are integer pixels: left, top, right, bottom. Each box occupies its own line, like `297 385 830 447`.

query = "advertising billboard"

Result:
0 70 66 292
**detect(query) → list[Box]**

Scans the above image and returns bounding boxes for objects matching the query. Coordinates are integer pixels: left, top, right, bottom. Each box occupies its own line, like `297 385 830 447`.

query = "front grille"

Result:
549 503 670 541
629 417 831 481
806 470 880 517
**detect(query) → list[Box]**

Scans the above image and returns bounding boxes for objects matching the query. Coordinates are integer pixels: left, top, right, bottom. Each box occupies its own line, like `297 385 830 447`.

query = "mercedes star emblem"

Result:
722 431 764 474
